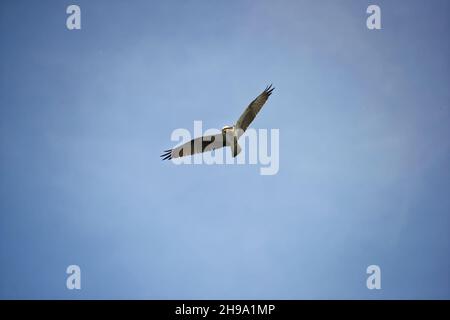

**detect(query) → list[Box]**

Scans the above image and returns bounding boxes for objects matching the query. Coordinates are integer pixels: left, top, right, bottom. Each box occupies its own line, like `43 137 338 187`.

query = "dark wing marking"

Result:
236 84 274 132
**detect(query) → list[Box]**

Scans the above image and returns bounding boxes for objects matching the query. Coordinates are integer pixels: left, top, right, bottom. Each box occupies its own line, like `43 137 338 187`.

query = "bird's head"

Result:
221 125 234 135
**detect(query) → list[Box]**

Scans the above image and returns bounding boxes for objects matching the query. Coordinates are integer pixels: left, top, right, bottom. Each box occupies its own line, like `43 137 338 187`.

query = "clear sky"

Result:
0 0 449 299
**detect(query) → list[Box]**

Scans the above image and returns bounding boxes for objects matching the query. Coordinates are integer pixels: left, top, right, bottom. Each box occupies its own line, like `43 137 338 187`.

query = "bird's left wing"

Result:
161 133 225 160
235 84 274 133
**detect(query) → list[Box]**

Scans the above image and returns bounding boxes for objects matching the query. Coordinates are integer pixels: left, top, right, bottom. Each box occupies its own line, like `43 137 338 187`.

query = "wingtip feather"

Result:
266 84 275 96
160 149 172 159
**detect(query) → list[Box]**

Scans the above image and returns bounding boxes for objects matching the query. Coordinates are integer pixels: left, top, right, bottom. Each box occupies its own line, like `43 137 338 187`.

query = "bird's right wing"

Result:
235 84 275 133
161 133 225 160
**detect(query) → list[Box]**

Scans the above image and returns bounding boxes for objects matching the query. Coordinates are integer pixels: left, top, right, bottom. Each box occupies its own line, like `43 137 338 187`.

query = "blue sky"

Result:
0 0 449 299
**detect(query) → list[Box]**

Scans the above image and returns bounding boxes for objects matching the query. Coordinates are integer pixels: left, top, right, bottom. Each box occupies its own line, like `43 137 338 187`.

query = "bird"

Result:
161 84 275 161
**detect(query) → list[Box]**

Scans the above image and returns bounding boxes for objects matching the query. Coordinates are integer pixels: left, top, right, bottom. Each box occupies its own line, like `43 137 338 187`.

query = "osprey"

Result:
161 84 275 161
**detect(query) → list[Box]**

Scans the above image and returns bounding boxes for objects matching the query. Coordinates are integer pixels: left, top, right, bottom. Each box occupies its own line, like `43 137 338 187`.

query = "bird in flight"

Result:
161 84 275 161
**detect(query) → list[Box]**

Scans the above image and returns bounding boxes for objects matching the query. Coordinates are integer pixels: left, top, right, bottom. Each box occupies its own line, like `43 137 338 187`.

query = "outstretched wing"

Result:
161 133 226 160
235 84 274 132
